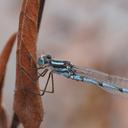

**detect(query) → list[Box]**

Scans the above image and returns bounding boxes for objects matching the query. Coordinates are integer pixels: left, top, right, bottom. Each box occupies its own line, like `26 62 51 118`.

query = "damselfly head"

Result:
38 54 52 66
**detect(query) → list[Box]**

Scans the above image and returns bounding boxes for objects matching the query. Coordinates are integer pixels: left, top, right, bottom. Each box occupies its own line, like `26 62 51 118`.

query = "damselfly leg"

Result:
40 71 54 96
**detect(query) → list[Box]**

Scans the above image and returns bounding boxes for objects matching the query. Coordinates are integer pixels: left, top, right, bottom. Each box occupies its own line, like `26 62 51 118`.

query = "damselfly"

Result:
18 44 128 96
37 54 128 96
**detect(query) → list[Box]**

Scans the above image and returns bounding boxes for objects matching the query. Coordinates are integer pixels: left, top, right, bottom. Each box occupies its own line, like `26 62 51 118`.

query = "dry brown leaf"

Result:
0 33 16 128
13 0 44 127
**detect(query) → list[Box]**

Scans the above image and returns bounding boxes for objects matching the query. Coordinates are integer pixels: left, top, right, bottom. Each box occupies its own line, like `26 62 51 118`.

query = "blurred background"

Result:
1 0 128 128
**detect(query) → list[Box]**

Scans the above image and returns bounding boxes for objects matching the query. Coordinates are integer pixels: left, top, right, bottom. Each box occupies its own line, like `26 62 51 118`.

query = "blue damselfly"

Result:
37 54 128 96
17 43 128 96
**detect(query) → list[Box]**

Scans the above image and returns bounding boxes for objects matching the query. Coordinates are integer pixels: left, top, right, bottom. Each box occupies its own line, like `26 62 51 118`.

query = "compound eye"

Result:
38 58 45 65
46 54 52 59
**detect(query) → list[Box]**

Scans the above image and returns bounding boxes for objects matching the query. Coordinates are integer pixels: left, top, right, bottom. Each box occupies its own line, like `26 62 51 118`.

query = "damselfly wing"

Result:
70 66 128 96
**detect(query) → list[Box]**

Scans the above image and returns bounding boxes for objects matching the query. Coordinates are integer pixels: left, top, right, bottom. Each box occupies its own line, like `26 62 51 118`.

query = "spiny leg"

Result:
40 71 52 96
40 72 54 94
50 73 54 93
37 68 49 78
40 71 54 96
